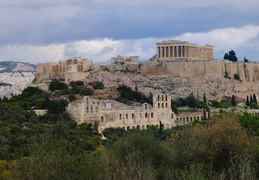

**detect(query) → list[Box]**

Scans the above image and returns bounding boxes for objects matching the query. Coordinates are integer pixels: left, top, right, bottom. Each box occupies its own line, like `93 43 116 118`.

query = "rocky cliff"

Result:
86 60 259 101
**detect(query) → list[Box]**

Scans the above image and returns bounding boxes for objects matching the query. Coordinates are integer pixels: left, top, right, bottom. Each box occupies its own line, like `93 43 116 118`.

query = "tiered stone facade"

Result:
156 40 213 61
35 56 92 82
66 94 206 132
111 55 139 64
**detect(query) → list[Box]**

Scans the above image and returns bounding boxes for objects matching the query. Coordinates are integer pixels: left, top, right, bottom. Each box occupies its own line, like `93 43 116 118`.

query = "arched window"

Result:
165 95 168 101
132 113 134 119
126 114 128 119
165 103 168 108
171 114 174 118
145 104 148 110
162 95 164 101
101 116 104 122
145 113 148 118
162 103 164 108
151 112 154 118
119 114 122 120
158 95 160 101
158 103 160 108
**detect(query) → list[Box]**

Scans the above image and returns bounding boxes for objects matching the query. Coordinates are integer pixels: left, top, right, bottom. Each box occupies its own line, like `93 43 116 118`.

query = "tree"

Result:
203 92 207 103
234 73 241 81
68 94 77 102
224 50 238 62
92 81 104 89
171 104 178 114
246 96 250 106
244 57 248 63
185 93 198 108
231 95 236 106
49 80 68 92
253 93 257 104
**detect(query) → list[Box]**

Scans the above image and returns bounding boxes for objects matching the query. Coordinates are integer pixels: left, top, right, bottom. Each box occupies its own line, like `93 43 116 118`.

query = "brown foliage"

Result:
169 113 252 179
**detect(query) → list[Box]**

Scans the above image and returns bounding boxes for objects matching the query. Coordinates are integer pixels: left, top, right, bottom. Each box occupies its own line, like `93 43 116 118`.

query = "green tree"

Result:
68 94 77 102
253 93 257 104
49 80 68 92
171 104 178 114
246 95 250 106
224 50 238 62
92 81 104 89
185 93 198 108
244 57 248 63
234 73 241 81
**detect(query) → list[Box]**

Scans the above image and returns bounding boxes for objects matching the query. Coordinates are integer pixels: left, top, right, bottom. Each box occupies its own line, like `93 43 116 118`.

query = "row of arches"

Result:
119 112 155 120
176 115 204 123
157 103 168 108
86 105 99 113
157 94 168 102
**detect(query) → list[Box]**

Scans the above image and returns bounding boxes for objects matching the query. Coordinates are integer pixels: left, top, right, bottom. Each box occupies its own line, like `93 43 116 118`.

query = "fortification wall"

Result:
108 61 259 82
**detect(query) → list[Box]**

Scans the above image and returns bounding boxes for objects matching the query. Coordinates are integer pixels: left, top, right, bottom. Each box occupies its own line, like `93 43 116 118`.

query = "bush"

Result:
91 81 104 89
234 73 241 81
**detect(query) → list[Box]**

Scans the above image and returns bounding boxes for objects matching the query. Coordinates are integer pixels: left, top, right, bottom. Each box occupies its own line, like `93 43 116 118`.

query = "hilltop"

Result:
0 61 36 72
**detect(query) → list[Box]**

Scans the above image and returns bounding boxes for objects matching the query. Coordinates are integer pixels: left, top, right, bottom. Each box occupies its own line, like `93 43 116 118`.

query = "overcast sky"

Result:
0 0 259 64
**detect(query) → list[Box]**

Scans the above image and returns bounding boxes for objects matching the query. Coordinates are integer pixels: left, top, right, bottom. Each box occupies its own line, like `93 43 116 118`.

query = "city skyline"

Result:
0 0 259 64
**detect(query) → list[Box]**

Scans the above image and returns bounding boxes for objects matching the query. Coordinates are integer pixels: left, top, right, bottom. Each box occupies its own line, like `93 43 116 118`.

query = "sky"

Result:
0 0 259 64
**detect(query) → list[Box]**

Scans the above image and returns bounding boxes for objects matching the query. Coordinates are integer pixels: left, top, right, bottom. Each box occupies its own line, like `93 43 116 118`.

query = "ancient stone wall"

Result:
108 61 259 83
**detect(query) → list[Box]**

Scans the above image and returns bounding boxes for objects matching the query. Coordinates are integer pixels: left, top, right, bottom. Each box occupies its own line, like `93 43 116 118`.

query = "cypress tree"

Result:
246 95 250 106
250 95 253 104
253 94 257 104
231 95 236 106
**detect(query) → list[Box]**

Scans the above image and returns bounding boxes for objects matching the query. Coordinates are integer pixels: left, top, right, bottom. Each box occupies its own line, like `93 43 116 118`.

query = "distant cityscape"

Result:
0 72 35 98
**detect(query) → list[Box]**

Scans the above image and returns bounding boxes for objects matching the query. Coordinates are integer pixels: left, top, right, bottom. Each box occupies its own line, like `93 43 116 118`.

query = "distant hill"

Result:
0 61 36 72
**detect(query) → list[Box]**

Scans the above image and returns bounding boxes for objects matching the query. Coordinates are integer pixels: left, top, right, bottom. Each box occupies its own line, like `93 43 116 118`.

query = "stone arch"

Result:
165 95 168 101
119 114 122 120
145 104 148 110
151 112 154 118
145 112 148 118
96 106 98 113
142 125 145 130
127 126 130 130
146 125 149 129
158 95 160 101
137 125 140 129
158 103 160 108
165 103 168 108
86 106 89 113
101 116 104 122
132 113 134 119
139 113 142 118
91 105 93 113
132 126 135 129
126 114 128 119
162 103 164 108
162 95 164 101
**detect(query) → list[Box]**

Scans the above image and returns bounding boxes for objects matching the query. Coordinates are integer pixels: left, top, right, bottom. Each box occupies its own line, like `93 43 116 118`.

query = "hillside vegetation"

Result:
0 84 258 179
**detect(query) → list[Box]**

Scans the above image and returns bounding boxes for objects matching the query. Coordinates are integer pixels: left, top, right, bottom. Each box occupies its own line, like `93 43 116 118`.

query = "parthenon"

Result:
156 40 213 61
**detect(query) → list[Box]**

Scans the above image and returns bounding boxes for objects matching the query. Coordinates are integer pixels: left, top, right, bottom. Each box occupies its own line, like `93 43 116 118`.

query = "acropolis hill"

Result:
35 40 259 102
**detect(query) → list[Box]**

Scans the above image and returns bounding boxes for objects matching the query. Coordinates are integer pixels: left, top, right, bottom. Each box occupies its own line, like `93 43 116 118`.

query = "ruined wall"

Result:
109 61 259 82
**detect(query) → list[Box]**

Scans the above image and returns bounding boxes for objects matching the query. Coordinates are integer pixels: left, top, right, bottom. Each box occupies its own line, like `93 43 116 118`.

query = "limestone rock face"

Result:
85 61 259 101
